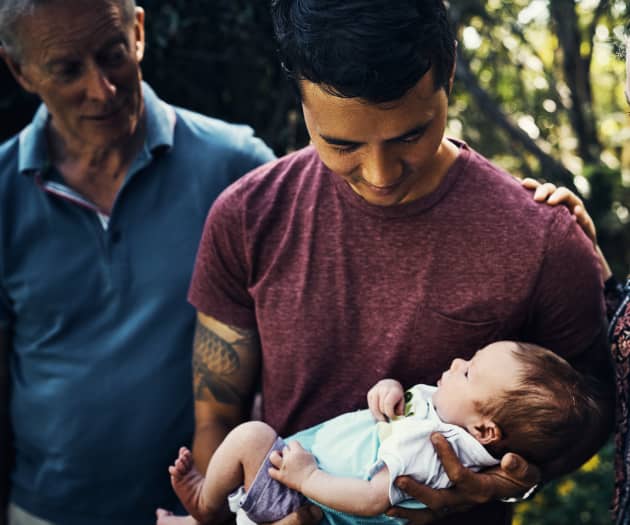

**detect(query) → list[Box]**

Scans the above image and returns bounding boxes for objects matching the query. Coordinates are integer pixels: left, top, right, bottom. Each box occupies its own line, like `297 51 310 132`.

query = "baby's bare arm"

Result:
268 441 391 516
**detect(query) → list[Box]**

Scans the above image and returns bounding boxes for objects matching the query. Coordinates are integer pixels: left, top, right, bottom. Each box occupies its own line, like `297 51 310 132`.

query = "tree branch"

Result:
455 53 577 191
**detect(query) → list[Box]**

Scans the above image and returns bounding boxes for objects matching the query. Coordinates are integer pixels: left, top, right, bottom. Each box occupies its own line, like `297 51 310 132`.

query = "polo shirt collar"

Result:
142 81 176 153
17 81 176 177
18 104 49 175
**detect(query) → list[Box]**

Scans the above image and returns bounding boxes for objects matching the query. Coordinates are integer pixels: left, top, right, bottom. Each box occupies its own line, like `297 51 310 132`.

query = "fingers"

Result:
385 506 441 525
287 440 304 452
500 452 541 489
155 509 200 525
262 504 323 525
430 434 470 487
573 204 597 244
521 177 540 190
522 177 563 204
522 177 564 203
533 182 558 202
381 389 403 420
544 186 579 206
269 450 283 468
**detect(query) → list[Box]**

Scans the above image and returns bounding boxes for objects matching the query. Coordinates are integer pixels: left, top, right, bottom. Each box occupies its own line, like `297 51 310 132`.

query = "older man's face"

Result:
3 0 145 149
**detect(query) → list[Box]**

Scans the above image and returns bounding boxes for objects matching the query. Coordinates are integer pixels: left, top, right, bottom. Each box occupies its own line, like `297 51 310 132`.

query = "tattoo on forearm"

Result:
192 321 257 404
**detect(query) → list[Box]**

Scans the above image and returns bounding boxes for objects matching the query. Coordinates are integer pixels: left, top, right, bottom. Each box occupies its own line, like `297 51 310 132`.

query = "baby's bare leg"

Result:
170 421 278 523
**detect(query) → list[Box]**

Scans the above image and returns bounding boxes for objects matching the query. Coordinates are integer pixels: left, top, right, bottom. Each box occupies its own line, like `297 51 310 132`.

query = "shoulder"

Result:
0 133 24 196
453 143 576 234
211 146 321 210
171 105 274 163
0 134 19 173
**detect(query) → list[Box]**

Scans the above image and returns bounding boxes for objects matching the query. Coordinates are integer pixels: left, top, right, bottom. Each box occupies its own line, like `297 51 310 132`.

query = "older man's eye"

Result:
102 45 127 67
53 63 82 82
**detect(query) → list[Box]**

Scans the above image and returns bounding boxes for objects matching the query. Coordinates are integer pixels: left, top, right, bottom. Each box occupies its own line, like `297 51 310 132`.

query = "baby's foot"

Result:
169 447 210 523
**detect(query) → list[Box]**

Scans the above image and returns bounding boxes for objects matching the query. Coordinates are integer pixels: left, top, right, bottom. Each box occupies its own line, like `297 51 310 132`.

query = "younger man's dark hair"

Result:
270 0 456 103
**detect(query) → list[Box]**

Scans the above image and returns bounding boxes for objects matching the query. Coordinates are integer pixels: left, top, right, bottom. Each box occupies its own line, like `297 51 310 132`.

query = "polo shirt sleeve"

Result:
188 183 256 329
526 207 607 365
227 127 275 183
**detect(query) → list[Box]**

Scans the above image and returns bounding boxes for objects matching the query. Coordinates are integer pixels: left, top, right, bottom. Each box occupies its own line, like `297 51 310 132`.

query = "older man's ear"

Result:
0 47 33 94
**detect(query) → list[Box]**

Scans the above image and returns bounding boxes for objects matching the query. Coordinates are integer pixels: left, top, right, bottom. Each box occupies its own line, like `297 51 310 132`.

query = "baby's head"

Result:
432 341 601 466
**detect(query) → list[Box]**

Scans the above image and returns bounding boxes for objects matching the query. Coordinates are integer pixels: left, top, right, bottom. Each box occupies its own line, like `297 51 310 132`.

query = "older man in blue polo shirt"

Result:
0 1 274 524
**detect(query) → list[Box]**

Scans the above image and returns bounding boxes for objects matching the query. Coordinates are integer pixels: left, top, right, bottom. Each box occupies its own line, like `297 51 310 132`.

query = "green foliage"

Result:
514 439 615 525
139 0 303 154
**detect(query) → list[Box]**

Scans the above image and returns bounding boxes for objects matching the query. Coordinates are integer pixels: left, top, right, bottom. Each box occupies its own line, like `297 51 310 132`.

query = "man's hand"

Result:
155 510 200 525
268 441 318 492
521 178 612 280
521 178 596 245
367 379 405 421
261 504 323 525
156 505 323 525
386 433 540 525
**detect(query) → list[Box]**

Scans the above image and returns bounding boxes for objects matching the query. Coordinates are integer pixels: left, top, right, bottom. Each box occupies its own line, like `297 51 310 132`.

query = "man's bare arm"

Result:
190 312 261 473
0 328 12 525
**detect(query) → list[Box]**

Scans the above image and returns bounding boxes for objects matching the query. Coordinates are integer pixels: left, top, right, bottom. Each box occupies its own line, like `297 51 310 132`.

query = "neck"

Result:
48 116 146 172
45 110 146 214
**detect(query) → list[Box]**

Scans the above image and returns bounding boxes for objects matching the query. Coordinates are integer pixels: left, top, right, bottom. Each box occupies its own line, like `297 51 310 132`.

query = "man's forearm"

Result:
191 415 235 474
0 328 12 524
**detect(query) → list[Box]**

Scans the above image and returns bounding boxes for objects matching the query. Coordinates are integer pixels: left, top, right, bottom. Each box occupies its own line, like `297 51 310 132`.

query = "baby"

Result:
168 341 601 524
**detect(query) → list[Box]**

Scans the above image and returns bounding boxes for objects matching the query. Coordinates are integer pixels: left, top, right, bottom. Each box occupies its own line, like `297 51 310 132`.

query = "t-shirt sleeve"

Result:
188 186 256 328
526 208 607 365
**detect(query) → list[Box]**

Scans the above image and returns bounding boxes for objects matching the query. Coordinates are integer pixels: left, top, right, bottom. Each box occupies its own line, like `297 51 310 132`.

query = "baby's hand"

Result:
268 441 318 492
367 379 405 422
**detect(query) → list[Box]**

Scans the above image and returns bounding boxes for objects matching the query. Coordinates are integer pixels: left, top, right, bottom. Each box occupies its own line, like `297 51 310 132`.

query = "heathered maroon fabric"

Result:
189 142 604 524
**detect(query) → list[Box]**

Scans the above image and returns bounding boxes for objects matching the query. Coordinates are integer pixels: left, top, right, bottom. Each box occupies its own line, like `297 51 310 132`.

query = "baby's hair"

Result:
477 342 603 467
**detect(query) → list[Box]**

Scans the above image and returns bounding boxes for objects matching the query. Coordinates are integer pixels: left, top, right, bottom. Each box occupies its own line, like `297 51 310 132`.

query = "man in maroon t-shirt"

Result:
157 2 613 525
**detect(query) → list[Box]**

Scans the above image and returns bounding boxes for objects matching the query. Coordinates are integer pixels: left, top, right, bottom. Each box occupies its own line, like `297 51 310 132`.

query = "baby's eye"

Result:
464 370 469 378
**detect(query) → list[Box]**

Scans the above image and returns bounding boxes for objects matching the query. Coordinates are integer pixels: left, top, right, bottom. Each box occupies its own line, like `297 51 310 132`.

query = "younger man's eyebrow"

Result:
320 135 360 147
320 123 430 147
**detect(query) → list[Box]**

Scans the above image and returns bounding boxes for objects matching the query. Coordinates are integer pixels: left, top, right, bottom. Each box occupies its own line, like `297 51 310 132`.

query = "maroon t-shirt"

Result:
189 142 604 524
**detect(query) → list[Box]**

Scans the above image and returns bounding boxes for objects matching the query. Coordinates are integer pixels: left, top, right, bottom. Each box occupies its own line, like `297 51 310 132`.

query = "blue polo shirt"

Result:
0 83 274 525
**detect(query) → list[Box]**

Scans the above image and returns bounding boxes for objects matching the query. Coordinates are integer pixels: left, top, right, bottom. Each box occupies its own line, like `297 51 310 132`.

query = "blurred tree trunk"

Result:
548 0 603 164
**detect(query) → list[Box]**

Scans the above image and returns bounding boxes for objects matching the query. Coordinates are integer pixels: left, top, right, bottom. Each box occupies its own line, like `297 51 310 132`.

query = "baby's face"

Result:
432 342 522 433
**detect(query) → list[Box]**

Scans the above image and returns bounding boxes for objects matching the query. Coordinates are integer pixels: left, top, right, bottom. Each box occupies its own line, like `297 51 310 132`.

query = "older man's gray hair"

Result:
0 0 136 60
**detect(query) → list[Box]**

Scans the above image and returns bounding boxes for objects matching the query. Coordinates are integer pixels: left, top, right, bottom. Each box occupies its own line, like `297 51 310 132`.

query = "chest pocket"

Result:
412 305 501 384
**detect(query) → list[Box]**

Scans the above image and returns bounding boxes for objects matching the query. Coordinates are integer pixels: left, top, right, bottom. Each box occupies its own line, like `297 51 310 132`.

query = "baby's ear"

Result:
470 420 502 445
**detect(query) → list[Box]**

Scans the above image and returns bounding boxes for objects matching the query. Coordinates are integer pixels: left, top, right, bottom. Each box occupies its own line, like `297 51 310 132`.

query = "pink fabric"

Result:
189 142 605 524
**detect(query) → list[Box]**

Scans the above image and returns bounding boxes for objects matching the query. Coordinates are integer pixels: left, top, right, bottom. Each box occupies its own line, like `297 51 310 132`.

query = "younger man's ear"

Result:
471 420 502 445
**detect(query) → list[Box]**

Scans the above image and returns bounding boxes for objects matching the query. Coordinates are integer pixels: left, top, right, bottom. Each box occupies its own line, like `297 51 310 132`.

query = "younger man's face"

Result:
300 68 457 207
